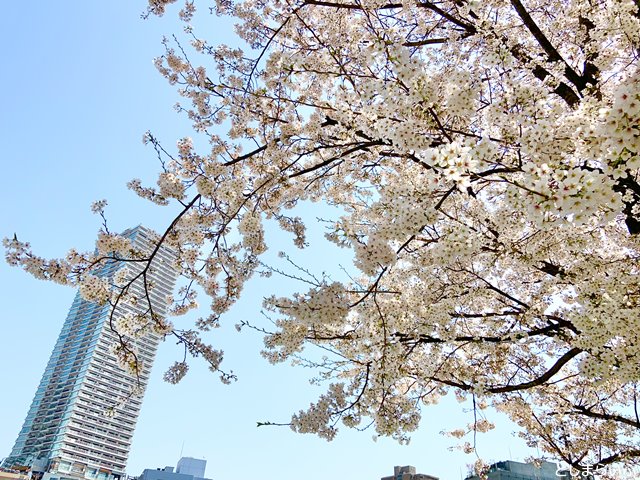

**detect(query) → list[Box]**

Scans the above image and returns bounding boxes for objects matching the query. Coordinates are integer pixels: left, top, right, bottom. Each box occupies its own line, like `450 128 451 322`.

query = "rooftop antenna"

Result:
179 441 185 460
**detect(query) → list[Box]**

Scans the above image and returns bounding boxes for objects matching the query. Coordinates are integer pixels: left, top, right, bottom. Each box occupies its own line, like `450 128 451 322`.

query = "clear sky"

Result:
0 3 539 480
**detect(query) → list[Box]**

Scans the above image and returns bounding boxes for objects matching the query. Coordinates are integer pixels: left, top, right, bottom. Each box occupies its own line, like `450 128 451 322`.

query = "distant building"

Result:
2 226 178 480
381 466 438 480
464 460 592 480
138 467 191 480
139 458 210 480
175 459 205 479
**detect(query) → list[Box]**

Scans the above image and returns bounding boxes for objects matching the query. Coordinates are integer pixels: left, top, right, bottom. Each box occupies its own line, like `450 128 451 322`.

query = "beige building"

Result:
381 466 438 480
0 469 30 480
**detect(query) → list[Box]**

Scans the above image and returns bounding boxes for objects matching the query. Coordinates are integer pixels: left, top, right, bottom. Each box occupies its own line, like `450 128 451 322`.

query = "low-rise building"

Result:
138 458 210 480
464 460 592 480
381 466 438 480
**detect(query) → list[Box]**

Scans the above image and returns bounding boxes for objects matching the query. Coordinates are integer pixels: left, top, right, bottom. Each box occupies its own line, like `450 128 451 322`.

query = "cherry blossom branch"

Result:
509 0 591 91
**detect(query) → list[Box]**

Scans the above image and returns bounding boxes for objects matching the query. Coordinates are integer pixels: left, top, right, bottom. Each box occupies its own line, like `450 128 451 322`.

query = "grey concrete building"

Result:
139 458 210 480
175 459 205 479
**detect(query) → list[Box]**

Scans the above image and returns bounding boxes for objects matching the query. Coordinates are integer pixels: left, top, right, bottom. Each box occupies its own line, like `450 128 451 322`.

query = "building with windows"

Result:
3 226 177 480
464 460 592 480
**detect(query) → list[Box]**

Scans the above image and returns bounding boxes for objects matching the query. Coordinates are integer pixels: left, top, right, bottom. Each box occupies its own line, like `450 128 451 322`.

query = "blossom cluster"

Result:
78 275 111 305
96 232 132 256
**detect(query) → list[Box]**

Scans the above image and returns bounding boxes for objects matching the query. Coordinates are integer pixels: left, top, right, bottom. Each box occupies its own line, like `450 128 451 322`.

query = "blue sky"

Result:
0 2 538 480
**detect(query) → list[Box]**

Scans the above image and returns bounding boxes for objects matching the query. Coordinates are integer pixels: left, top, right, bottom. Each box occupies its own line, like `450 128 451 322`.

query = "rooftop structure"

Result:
381 466 438 480
175 459 205 479
139 457 210 480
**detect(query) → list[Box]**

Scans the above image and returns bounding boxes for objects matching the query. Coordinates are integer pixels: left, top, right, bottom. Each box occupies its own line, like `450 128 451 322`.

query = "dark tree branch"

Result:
509 0 591 92
395 318 574 346
430 348 583 394
303 1 477 34
289 140 386 178
224 143 270 166
571 404 640 429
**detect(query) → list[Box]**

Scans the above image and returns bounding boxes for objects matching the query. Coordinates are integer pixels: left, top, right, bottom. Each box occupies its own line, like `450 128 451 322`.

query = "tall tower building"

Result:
3 226 177 480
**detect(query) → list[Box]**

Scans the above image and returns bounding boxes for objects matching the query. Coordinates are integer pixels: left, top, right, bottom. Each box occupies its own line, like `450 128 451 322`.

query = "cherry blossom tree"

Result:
5 0 640 475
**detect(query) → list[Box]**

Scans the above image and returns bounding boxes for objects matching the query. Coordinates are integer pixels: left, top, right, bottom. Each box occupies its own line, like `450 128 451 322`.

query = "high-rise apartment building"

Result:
3 226 177 480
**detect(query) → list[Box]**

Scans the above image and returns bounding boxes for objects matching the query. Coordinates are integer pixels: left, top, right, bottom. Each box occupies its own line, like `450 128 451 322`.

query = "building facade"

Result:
464 460 591 480
139 457 210 480
380 466 438 480
175 459 206 479
3 226 177 480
